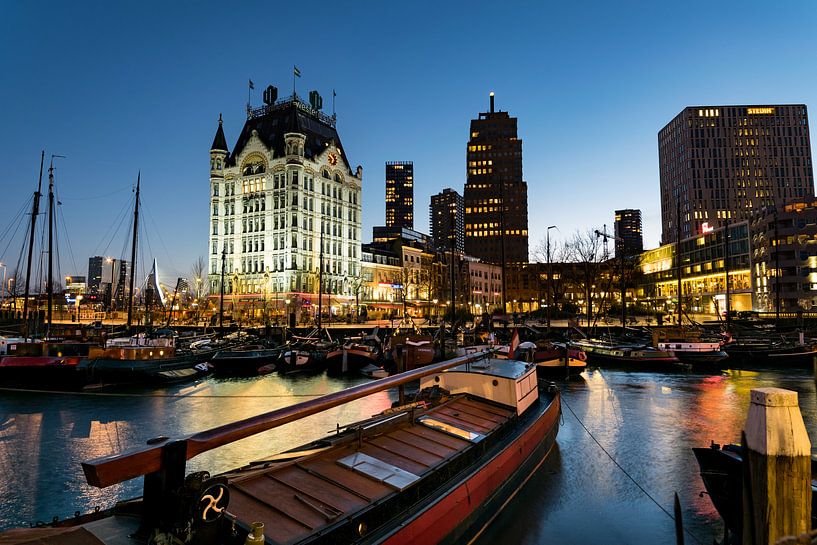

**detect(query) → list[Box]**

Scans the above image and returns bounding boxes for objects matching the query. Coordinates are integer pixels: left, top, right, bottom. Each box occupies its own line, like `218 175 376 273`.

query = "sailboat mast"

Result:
318 227 324 330
46 158 55 335
127 173 140 330
676 199 682 327
450 206 456 345
724 217 730 328
22 151 44 333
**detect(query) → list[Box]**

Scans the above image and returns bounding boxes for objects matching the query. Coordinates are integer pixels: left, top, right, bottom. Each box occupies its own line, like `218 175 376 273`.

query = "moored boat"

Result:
721 339 817 368
0 351 560 545
326 331 384 375
0 340 94 389
210 344 281 376
652 327 729 367
571 338 684 370
693 441 817 543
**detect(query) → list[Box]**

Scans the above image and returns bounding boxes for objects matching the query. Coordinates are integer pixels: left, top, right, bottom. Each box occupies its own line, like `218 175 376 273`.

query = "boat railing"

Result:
81 350 495 491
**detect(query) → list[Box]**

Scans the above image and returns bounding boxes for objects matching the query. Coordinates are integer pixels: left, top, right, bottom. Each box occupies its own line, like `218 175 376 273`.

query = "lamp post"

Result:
75 294 83 323
546 225 557 332
0 262 5 308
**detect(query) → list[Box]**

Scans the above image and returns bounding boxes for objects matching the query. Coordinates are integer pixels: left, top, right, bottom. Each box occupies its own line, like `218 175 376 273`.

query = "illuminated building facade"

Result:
614 209 643 257
385 161 414 230
750 200 817 312
430 188 464 253
208 87 363 321
464 93 528 263
658 105 813 243
638 222 752 315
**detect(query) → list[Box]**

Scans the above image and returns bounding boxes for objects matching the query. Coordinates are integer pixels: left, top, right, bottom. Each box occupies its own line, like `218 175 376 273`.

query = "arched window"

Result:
322 169 330 179
334 173 342 182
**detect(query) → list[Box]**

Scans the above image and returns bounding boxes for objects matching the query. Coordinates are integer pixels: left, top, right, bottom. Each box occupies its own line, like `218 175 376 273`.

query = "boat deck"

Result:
222 396 514 544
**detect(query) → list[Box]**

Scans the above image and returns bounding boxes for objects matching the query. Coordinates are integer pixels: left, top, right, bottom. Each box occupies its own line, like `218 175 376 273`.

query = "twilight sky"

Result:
1 0 816 284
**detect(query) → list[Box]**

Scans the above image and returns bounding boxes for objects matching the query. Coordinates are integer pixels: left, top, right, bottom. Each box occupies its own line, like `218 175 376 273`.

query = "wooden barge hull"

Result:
0 356 87 389
375 391 560 545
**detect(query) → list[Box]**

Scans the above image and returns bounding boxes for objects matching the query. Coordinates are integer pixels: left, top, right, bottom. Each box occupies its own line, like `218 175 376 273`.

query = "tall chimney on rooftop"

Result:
489 91 495 113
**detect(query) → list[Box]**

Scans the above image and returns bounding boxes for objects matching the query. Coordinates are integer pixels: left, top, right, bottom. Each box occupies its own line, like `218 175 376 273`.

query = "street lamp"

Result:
0 262 5 307
546 225 557 332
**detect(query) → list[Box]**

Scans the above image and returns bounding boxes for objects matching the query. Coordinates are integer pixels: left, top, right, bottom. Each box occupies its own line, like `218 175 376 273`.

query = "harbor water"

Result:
1 367 815 543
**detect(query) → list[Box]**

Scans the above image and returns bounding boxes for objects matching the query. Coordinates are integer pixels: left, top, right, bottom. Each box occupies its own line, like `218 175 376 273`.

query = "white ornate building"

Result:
208 91 363 320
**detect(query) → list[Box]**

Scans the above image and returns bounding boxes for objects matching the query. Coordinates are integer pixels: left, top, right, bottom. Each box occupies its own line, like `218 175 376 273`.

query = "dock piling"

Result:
741 388 811 545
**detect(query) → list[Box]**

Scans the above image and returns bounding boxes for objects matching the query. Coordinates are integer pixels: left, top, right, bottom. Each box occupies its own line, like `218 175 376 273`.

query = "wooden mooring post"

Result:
742 388 811 545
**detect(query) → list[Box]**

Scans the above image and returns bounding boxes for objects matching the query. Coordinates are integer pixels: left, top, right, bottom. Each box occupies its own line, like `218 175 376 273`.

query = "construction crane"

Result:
594 227 627 328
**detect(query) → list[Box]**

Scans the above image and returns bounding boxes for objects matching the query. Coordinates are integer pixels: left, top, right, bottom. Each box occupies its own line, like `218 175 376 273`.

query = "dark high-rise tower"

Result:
658 105 813 243
464 93 528 263
430 188 464 253
385 161 414 229
614 209 643 257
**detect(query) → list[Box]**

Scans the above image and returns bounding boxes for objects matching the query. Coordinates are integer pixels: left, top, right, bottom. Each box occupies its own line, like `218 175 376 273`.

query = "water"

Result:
1 368 815 543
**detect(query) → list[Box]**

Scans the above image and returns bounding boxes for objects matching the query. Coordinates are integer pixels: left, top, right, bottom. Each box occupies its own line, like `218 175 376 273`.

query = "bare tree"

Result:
564 229 603 327
191 256 208 323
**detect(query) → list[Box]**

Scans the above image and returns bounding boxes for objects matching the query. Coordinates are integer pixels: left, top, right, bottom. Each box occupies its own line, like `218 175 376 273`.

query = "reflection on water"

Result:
0 374 389 528
1 368 815 542
476 368 816 545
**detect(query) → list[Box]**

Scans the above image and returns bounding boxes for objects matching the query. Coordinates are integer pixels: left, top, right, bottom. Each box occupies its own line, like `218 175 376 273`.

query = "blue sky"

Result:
1 0 815 284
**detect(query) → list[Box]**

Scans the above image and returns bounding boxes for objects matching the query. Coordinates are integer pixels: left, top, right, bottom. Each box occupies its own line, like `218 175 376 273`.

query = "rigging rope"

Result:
561 396 705 545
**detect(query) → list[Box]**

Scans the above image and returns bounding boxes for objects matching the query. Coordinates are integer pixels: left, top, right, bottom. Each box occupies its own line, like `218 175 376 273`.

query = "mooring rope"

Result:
561 396 705 545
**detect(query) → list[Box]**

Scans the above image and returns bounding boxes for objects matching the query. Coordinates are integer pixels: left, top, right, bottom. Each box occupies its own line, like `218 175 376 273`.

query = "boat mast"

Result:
46 157 57 336
499 176 506 314
676 199 682 327
774 208 780 323
126 173 140 330
22 151 44 336
724 217 730 328
450 206 456 346
318 226 324 330
219 247 226 330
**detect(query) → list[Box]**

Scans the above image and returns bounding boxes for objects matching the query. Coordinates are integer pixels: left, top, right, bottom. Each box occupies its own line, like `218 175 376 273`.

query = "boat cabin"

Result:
420 358 539 416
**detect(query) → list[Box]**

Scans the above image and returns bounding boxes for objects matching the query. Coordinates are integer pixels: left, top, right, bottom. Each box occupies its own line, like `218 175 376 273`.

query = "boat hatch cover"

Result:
337 452 420 491
418 416 485 443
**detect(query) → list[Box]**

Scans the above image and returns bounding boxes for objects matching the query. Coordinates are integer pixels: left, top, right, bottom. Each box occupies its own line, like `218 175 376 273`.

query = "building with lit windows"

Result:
750 200 817 313
385 161 414 230
464 93 529 263
208 86 363 323
638 222 752 316
658 104 813 244
614 209 643 258
430 188 464 253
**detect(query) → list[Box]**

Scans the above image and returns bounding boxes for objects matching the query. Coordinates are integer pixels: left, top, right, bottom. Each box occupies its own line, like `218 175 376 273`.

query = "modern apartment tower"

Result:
208 84 363 312
614 209 643 257
464 93 529 263
430 188 465 253
385 161 414 230
658 105 814 243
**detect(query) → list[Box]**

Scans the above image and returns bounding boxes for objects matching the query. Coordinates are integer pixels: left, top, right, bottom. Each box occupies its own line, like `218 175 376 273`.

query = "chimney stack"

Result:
489 91 495 113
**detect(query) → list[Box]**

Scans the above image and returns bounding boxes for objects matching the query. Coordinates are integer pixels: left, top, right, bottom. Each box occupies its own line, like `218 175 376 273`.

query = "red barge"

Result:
0 351 560 545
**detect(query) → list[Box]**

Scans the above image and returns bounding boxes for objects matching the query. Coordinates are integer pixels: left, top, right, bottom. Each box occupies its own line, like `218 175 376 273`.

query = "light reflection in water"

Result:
1 368 815 543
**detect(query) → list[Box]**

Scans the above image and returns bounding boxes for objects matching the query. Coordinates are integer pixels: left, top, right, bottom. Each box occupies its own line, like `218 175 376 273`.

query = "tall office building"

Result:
464 93 529 263
658 105 813 243
430 188 464 253
208 84 363 310
87 256 104 294
385 161 414 229
614 209 643 257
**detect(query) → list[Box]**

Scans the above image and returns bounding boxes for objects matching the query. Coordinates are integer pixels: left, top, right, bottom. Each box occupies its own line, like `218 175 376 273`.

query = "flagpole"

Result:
332 90 336 116
293 68 296 98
